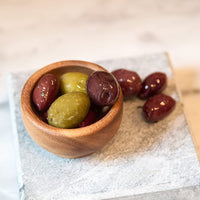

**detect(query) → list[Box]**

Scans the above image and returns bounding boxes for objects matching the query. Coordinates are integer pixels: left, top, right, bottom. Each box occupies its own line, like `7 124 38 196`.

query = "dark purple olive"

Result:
41 111 48 123
112 69 142 98
32 74 59 112
90 102 111 120
78 109 97 128
87 71 119 106
139 72 167 99
143 94 176 122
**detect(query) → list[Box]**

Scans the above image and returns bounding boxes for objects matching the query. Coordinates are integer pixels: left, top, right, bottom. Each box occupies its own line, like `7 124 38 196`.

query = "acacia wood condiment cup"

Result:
21 60 123 158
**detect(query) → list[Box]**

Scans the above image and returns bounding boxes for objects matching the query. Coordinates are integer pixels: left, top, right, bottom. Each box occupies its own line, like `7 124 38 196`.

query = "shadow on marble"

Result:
92 97 184 163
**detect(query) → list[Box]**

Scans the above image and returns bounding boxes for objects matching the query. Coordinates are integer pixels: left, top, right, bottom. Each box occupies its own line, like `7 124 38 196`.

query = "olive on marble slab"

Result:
139 72 167 99
142 94 176 122
112 68 142 98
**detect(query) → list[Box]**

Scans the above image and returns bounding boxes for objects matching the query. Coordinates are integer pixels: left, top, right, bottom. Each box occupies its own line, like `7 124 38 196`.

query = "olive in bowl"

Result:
21 60 123 158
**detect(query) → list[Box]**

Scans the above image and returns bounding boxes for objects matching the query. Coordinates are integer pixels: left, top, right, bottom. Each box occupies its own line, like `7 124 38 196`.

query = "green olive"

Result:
48 92 90 128
60 72 88 94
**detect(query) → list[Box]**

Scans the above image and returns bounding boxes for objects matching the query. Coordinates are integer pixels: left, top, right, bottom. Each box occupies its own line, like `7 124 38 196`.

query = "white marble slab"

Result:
8 53 200 200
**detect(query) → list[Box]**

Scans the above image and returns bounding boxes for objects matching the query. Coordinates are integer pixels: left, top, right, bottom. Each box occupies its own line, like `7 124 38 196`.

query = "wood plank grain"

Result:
172 63 200 162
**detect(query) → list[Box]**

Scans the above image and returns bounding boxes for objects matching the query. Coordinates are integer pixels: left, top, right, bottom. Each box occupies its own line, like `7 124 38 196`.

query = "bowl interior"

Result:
22 60 122 136
30 64 96 119
50 65 95 77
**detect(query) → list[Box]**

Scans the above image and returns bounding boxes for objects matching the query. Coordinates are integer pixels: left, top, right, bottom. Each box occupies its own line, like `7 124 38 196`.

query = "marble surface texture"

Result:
8 53 200 200
1 1 200 200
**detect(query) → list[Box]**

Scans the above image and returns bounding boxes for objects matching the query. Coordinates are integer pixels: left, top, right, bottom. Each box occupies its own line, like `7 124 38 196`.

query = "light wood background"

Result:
175 67 200 162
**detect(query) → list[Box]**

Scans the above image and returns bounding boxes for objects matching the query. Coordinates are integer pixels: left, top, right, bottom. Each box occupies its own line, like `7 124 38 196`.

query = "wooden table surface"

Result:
175 66 200 162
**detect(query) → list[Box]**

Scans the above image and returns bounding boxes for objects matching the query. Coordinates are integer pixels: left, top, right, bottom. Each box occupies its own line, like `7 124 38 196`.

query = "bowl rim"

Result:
21 60 123 138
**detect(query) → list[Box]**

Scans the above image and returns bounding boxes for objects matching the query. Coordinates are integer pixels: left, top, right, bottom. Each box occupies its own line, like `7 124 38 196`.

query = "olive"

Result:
41 111 48 123
91 102 111 119
143 94 176 122
48 92 90 128
112 69 142 98
87 71 119 106
139 72 167 99
60 72 88 94
32 74 59 112
78 109 97 128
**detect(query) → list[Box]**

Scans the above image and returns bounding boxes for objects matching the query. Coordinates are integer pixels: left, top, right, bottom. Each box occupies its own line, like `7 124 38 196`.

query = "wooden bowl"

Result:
21 60 123 158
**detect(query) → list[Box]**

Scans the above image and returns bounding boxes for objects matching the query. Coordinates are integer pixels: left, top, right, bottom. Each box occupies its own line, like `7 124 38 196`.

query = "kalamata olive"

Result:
96 106 111 120
143 94 176 122
41 111 48 123
78 109 97 128
60 72 88 94
87 71 119 106
112 69 142 98
90 103 111 120
48 92 90 128
139 72 167 99
32 74 59 112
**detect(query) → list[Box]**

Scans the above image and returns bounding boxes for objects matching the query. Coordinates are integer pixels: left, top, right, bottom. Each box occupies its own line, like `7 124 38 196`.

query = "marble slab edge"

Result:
7 74 24 200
